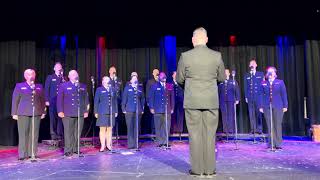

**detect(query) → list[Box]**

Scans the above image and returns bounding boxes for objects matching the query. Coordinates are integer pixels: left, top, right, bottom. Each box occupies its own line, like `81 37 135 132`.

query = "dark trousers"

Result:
185 109 219 175
125 113 142 149
171 102 184 133
49 101 64 140
248 100 263 133
17 116 41 159
263 107 284 148
221 101 235 134
62 117 84 154
154 113 171 145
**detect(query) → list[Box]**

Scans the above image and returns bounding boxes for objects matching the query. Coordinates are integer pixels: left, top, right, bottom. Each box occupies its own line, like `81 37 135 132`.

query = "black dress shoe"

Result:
164 144 171 147
18 157 26 161
188 170 202 177
157 144 163 148
99 149 105 152
64 152 73 157
28 156 40 159
74 151 84 155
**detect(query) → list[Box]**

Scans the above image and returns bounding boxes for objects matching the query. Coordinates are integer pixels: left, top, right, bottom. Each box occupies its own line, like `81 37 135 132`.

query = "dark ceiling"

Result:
0 0 319 47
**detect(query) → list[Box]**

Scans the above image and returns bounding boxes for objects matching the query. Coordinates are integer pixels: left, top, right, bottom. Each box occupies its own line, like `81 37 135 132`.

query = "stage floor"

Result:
0 138 320 180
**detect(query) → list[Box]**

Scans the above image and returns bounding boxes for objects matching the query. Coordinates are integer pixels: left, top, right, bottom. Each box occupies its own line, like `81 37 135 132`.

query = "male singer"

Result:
109 66 122 101
146 69 160 102
45 62 65 140
218 69 240 135
11 69 46 160
244 58 264 134
146 68 159 139
57 70 89 157
149 72 174 148
177 27 225 177
108 66 122 138
259 67 288 150
171 71 184 135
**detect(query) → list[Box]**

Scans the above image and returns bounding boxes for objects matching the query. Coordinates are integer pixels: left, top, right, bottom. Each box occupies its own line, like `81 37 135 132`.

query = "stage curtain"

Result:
0 39 317 145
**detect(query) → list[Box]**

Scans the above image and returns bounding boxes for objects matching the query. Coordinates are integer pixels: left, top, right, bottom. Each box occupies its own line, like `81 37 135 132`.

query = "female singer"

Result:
122 73 145 149
259 66 288 150
94 76 118 152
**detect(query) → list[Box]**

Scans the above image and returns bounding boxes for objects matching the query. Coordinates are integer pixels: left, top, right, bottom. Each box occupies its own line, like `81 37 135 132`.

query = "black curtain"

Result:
213 44 306 136
0 39 317 146
305 40 320 125
0 41 36 145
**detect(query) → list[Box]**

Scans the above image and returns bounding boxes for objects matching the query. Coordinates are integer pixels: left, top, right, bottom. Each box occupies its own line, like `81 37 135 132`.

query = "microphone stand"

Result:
30 83 37 162
164 85 171 150
91 78 95 147
224 80 229 142
269 80 275 152
108 86 117 154
76 81 84 158
113 75 120 145
134 85 140 151
232 73 239 150
250 70 257 144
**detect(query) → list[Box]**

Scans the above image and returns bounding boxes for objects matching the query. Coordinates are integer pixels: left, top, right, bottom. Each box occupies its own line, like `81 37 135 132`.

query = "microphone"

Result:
30 80 35 90
232 70 236 85
60 70 66 82
112 72 117 81
266 72 272 80
75 78 79 87
90 76 95 84
249 66 254 75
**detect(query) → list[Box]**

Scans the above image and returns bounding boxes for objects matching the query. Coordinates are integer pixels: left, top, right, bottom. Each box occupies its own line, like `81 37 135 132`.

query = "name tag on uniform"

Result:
246 77 251 79
262 83 267 86
101 91 106 93
21 87 27 90
128 89 133 92
36 87 41 90
157 88 161 90
275 82 279 85
67 87 72 90
52 79 57 81
257 77 262 78
80 88 85 91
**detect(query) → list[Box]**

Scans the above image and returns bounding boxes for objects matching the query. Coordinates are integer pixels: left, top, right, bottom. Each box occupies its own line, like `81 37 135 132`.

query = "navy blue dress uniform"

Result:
94 86 118 127
44 73 65 140
11 82 46 159
110 76 122 135
146 78 158 135
258 79 288 148
122 83 145 149
110 77 122 103
149 82 175 146
218 78 240 134
244 71 264 133
57 81 89 155
146 78 157 104
171 81 184 133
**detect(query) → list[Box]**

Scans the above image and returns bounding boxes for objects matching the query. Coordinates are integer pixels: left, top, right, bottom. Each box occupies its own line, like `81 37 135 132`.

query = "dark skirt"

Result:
96 114 116 127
